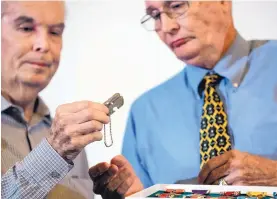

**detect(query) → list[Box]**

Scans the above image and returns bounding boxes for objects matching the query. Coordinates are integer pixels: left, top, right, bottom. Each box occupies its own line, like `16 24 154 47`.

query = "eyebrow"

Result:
13 15 65 29
14 15 34 25
49 23 65 30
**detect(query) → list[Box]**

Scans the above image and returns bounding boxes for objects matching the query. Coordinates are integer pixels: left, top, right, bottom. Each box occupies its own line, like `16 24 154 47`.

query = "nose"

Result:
160 13 179 34
33 30 50 53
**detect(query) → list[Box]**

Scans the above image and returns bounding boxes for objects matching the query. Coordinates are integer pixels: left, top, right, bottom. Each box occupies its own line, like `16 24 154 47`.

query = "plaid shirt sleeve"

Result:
1 138 74 199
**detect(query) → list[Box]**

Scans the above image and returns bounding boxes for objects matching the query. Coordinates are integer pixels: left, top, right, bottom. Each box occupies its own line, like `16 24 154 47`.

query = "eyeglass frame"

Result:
140 1 190 31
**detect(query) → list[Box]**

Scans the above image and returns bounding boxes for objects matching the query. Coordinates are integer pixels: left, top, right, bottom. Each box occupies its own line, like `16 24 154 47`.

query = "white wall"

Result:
40 1 277 197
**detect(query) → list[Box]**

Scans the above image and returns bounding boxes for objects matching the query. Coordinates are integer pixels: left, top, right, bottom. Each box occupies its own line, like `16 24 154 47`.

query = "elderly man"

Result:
1 1 136 199
90 1 277 197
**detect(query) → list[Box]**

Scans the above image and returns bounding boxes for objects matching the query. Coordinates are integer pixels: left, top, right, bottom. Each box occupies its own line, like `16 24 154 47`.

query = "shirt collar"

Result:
185 32 250 97
1 95 51 124
1 95 11 112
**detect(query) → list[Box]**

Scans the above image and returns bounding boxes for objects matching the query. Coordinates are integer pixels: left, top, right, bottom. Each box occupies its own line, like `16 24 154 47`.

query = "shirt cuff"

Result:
20 138 74 190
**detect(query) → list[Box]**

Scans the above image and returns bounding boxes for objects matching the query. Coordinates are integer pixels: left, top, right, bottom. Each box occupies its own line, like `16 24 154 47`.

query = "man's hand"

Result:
198 150 277 186
89 155 144 198
47 101 110 162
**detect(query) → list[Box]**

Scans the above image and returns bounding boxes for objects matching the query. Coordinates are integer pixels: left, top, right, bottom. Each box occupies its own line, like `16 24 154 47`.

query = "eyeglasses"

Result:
140 1 190 31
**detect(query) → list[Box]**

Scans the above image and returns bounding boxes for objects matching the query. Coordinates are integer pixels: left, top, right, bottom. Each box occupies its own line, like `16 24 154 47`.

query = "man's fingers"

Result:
198 151 231 184
204 161 231 184
71 132 103 148
107 167 132 191
117 176 135 195
60 108 109 126
89 162 110 179
56 101 109 115
56 101 91 114
93 164 119 194
111 155 129 168
108 164 119 176
75 107 110 124
97 165 118 184
224 169 241 185
67 120 104 136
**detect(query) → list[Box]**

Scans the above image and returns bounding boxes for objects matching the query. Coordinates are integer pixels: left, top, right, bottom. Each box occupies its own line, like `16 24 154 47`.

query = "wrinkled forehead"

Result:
144 1 171 11
145 1 165 8
2 1 65 25
144 1 232 14
144 1 190 13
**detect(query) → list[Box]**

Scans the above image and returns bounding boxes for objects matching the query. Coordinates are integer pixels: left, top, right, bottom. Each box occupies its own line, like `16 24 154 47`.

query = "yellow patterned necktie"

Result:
199 73 232 169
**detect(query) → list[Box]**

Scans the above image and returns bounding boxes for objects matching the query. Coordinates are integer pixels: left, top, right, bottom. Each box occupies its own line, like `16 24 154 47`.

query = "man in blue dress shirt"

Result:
90 1 277 198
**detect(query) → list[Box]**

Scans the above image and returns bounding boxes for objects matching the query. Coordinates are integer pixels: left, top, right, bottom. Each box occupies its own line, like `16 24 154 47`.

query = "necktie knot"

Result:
203 73 222 88
198 73 223 97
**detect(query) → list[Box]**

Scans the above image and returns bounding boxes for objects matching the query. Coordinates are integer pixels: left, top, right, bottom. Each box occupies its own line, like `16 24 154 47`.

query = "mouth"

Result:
27 61 51 67
170 37 194 49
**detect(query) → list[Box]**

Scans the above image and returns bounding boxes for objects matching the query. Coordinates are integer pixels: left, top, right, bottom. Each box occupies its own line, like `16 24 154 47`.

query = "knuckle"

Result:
231 149 238 157
90 120 97 129
58 118 67 128
64 126 73 136
85 101 92 108
85 108 93 120
55 105 63 115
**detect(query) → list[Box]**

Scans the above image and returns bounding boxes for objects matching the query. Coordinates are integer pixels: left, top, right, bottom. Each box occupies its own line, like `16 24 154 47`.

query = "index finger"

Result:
89 162 110 179
56 101 91 114
198 151 231 184
56 101 109 115
89 102 109 115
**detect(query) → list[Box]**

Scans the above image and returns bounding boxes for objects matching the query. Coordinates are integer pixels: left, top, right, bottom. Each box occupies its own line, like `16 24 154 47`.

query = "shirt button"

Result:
50 171 61 179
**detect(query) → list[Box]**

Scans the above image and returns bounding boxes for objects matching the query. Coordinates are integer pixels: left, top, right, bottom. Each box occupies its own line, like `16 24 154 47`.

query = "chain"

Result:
104 117 113 147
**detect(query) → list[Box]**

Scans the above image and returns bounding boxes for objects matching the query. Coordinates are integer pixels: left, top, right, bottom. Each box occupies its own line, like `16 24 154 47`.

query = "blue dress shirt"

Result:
121 33 277 188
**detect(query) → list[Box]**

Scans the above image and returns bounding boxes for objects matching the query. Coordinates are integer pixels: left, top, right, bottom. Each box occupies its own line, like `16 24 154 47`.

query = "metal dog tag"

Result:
103 93 124 147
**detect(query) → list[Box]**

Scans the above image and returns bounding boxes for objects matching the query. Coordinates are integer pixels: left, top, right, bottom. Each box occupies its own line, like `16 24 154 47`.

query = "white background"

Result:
40 1 277 197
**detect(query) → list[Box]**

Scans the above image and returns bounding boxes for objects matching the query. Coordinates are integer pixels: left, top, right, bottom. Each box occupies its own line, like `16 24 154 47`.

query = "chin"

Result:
20 75 51 90
174 50 200 66
172 42 201 64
